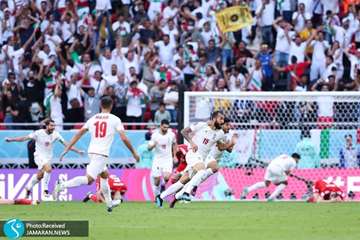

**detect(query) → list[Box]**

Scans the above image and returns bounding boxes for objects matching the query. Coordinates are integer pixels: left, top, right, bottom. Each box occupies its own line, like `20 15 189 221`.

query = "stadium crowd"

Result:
0 0 359 129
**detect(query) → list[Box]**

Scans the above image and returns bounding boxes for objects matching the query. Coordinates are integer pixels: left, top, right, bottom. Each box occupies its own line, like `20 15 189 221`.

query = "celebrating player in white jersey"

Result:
53 96 140 212
156 111 230 207
241 153 301 201
174 118 238 202
148 119 177 203
5 119 83 199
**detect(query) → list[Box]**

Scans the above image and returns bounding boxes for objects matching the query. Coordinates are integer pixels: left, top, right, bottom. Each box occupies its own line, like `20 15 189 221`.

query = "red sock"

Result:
14 199 32 205
90 194 99 203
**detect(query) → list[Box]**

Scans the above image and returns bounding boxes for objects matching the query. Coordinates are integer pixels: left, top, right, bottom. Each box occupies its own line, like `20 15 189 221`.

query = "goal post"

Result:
184 91 360 200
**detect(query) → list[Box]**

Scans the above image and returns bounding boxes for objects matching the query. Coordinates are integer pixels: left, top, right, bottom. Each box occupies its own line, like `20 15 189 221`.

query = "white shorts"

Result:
86 154 108 179
204 154 218 166
34 155 51 170
264 165 287 184
184 151 206 175
151 158 173 177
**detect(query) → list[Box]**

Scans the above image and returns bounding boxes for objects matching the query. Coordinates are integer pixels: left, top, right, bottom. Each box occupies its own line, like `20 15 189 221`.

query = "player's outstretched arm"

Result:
59 140 84 155
60 128 88 161
181 127 197 152
5 136 32 142
119 130 140 162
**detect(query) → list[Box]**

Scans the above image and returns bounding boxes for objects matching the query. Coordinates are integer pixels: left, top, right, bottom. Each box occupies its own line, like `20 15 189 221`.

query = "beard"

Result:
214 121 222 129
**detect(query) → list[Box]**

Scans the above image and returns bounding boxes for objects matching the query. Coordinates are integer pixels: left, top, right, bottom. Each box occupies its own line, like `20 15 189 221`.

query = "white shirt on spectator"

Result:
289 41 307 63
292 11 311 33
201 29 218 47
321 0 339 14
112 20 131 37
348 54 359 80
123 55 140 79
126 90 143 117
229 73 246 92
298 0 313 16
275 27 291 53
7 46 24 74
67 81 83 108
96 0 112 11
155 41 175 65
99 55 115 76
61 21 75 42
162 25 179 48
90 78 107 96
163 6 178 20
148 0 164 20
256 0 275 27
310 40 329 62
103 74 118 86
49 95 63 130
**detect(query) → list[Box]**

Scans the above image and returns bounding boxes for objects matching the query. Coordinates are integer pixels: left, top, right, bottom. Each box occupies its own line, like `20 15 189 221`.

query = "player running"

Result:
5 119 83 199
156 111 228 207
53 96 139 212
307 179 345 203
148 119 177 204
173 117 238 202
83 174 127 205
241 153 301 201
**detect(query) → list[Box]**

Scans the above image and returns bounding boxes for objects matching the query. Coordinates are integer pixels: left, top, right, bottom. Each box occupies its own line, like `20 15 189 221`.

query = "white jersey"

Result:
189 122 225 159
268 154 297 172
83 113 124 156
150 129 176 160
28 129 64 161
208 131 234 161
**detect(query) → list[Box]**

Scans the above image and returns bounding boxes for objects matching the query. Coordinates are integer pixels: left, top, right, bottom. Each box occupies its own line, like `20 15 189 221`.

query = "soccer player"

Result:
241 153 301 201
0 196 39 205
148 119 177 204
5 119 83 199
307 179 345 203
170 144 189 183
174 118 237 200
83 174 127 204
156 111 227 207
53 96 139 212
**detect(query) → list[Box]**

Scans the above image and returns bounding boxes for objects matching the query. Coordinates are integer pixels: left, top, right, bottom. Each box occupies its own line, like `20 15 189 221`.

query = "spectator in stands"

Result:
44 83 64 131
163 81 178 122
296 130 320 169
136 132 154 169
339 134 360 168
126 80 145 126
154 102 171 124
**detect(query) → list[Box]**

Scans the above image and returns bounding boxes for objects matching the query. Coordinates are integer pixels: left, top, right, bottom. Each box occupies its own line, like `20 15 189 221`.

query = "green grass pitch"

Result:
1 202 360 240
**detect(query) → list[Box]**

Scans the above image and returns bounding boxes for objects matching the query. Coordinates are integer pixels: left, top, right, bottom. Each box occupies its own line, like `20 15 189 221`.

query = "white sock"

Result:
160 181 184 199
26 175 39 191
152 183 161 197
201 168 214 183
100 178 112 208
268 184 286 200
247 182 266 192
112 199 121 206
184 169 206 194
43 172 51 192
61 176 88 190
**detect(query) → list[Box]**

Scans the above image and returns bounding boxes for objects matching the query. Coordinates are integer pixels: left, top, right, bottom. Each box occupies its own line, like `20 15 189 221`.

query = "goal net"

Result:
184 92 360 201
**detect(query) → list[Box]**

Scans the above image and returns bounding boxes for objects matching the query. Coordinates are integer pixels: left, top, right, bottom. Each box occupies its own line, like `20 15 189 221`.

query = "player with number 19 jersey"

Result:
84 113 125 157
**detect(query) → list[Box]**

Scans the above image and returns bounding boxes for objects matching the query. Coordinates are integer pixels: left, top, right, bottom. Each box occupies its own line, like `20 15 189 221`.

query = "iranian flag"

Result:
310 129 330 159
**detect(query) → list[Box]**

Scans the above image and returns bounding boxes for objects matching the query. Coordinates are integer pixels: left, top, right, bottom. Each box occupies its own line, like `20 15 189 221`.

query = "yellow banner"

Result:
216 6 253 33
